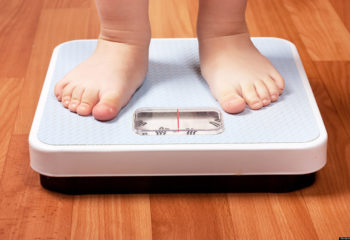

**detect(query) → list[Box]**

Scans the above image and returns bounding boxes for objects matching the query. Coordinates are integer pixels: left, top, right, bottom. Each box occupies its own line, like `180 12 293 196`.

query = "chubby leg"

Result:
54 0 151 121
197 0 284 113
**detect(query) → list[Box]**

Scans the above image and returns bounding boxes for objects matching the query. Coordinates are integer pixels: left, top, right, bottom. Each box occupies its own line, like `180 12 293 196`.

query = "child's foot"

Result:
54 0 150 121
54 38 149 121
198 33 284 114
197 0 284 113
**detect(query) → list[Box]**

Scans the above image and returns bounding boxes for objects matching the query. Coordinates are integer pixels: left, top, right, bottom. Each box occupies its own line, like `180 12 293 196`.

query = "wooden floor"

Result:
0 0 349 239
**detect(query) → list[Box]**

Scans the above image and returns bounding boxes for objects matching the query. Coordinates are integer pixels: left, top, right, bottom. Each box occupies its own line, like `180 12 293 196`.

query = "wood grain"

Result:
283 0 350 61
0 78 23 178
0 0 43 78
13 8 93 135
43 0 91 9
300 71 350 239
0 0 350 239
71 195 152 239
315 61 350 135
151 194 235 239
149 0 198 38
226 194 282 239
329 0 350 31
0 135 73 239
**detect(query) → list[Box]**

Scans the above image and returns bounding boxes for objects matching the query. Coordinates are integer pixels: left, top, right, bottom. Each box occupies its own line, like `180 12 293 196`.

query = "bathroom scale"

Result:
29 38 327 193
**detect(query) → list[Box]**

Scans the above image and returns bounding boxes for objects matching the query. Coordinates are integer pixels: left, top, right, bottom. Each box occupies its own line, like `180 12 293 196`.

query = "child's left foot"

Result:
198 32 285 113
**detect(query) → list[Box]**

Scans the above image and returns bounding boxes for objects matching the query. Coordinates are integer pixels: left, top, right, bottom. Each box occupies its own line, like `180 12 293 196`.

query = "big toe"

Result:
219 94 246 114
92 92 122 121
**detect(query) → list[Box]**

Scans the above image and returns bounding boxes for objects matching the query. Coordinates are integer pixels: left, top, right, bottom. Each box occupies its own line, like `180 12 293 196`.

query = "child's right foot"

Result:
54 0 150 121
54 38 149 121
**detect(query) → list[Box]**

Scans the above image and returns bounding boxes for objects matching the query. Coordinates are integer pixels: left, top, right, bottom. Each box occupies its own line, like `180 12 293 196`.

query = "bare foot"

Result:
54 0 151 121
197 0 284 113
198 33 284 113
54 38 149 121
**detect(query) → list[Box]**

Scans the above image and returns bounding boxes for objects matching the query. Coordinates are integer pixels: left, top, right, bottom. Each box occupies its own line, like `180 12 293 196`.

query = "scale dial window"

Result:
133 108 224 136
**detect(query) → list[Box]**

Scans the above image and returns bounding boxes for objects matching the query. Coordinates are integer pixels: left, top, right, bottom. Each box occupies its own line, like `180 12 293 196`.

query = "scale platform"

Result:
29 38 327 193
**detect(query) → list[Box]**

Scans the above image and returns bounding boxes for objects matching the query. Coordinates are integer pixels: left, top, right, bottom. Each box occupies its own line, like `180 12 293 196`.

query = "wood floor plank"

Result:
0 0 43 78
150 194 235 239
315 61 350 136
269 193 319 239
227 193 319 239
0 78 23 178
13 8 93 135
246 0 292 39
71 195 152 239
43 0 91 9
0 78 24 239
283 0 350 61
0 135 73 240
328 0 350 31
299 73 350 239
149 0 198 38
226 194 282 239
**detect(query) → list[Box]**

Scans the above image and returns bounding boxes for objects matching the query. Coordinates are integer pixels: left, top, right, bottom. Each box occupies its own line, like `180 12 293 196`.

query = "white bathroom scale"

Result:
29 38 327 193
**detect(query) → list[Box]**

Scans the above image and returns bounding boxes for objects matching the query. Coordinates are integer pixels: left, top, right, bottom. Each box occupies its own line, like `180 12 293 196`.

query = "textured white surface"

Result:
37 38 320 145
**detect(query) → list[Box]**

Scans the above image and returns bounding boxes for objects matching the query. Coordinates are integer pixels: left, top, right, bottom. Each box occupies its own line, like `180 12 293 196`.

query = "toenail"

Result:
262 99 270 105
253 101 262 108
271 94 278 101
71 103 76 108
78 105 86 111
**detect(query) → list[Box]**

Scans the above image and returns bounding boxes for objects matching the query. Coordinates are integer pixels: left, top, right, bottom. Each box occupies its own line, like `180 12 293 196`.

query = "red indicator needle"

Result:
177 108 180 131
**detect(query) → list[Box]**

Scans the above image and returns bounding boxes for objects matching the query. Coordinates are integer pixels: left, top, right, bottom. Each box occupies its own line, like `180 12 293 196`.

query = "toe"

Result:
241 83 263 110
68 87 84 112
270 70 285 93
254 80 271 106
54 77 69 101
61 84 75 108
92 92 122 121
218 92 246 114
262 77 280 102
76 88 99 116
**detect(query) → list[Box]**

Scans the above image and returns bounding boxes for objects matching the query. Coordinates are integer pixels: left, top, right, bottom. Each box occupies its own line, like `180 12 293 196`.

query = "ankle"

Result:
197 19 249 40
99 25 151 47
